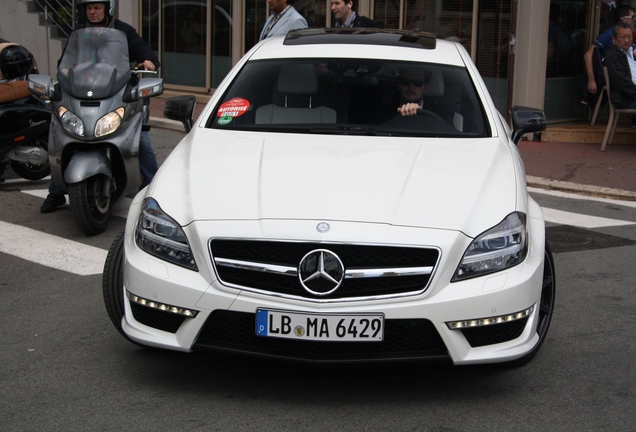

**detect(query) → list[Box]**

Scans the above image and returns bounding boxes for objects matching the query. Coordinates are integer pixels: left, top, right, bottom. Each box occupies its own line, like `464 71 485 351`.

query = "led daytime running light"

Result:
126 290 198 317
446 306 534 329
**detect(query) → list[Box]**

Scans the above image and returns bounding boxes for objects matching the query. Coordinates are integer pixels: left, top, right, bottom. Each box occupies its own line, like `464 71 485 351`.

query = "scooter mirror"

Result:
28 74 61 101
125 78 164 102
138 78 164 99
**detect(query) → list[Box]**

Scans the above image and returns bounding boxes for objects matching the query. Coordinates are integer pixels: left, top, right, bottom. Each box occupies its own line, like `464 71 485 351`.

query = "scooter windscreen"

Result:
57 28 131 100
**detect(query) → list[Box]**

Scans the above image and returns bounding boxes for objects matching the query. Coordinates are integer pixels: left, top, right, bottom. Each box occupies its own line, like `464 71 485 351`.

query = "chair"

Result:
255 64 336 124
601 66 636 151
589 83 607 126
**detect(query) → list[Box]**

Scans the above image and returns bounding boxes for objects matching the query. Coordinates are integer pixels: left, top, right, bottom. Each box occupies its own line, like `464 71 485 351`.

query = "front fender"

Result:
64 149 111 184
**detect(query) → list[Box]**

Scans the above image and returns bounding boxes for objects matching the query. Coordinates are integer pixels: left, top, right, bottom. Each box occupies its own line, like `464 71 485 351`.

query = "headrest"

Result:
277 64 318 94
425 70 444 97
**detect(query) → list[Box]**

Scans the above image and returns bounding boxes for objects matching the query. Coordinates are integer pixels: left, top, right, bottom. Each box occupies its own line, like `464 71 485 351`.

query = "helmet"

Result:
0 44 35 80
79 0 116 21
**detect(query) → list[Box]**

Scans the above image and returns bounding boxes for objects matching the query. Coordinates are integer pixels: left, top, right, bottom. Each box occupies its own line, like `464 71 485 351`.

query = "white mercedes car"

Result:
103 28 554 366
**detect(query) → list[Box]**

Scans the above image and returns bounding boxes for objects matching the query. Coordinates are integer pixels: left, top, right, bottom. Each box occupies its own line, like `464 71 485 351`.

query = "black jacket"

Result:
352 15 379 28
604 44 636 108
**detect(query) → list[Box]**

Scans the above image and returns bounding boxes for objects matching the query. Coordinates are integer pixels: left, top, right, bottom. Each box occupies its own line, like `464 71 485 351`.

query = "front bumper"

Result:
121 199 546 365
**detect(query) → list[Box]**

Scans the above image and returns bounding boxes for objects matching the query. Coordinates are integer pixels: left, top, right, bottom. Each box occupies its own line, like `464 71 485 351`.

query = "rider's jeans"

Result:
138 130 158 189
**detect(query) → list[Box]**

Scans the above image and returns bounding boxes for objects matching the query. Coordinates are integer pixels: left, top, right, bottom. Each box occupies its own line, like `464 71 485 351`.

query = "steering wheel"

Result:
416 108 444 121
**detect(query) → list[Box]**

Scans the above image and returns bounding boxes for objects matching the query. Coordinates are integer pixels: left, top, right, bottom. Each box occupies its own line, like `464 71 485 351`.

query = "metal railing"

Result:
34 0 76 38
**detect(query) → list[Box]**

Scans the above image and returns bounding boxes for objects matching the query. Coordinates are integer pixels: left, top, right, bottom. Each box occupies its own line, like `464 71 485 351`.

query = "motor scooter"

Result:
28 27 163 235
0 43 51 182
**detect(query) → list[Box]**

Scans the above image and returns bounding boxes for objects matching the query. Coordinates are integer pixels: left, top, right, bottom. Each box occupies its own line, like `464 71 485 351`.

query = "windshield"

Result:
207 59 489 138
57 28 131 99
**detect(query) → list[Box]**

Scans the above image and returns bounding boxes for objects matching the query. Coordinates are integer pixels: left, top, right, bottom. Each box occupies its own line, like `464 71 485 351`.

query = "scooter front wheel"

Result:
68 174 112 236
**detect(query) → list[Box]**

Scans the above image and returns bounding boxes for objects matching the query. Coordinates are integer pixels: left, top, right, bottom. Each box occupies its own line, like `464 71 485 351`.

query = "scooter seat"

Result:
0 80 32 103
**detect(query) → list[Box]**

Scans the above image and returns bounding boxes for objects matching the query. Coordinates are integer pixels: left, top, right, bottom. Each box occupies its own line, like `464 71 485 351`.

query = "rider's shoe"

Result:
40 193 66 213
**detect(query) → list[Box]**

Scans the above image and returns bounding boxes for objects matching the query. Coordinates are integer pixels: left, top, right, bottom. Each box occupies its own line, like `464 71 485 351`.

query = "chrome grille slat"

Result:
210 240 440 300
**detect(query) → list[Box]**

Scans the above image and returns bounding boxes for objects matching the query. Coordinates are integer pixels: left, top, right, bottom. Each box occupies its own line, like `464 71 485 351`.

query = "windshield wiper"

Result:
309 126 393 136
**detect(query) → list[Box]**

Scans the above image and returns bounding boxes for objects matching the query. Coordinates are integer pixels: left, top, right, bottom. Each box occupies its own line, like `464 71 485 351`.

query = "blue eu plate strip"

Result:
256 309 268 336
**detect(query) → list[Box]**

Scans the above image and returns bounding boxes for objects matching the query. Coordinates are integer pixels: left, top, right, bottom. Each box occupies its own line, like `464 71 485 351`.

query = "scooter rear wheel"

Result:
10 160 51 180
9 137 51 180
68 174 112 236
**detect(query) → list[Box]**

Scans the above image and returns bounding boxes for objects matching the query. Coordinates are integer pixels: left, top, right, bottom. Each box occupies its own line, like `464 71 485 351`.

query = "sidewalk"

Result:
148 97 636 201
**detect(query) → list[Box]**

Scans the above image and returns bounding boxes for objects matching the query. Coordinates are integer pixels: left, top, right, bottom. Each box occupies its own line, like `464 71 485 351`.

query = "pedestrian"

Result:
259 0 308 41
330 0 379 28
603 22 636 109
41 0 160 213
583 4 635 101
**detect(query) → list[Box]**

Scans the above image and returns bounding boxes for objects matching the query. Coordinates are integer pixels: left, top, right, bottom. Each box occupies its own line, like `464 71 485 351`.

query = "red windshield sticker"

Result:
217 97 251 118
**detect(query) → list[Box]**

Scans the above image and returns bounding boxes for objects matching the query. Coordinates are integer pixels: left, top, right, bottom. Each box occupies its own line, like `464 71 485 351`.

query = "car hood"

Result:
153 129 520 237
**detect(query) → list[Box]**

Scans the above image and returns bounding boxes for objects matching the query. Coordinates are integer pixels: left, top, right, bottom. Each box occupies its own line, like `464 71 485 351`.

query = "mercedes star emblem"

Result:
298 249 345 296
316 222 330 233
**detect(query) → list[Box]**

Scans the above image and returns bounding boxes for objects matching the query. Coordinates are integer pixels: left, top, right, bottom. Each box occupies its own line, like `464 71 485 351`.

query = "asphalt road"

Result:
1 128 635 431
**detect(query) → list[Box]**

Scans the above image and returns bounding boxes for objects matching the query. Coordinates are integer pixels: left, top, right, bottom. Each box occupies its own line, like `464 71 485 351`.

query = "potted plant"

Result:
56 5 74 36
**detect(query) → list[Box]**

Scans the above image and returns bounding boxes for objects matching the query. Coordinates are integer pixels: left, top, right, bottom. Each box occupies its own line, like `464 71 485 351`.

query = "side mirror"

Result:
164 95 196 133
28 74 61 101
510 106 547 145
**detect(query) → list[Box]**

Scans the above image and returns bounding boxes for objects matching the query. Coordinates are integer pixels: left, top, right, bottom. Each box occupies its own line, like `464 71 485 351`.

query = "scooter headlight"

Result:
452 212 528 281
95 107 125 137
135 198 198 271
59 106 84 136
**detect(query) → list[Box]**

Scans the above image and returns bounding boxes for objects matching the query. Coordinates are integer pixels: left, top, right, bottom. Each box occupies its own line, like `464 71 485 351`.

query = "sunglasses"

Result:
399 78 425 87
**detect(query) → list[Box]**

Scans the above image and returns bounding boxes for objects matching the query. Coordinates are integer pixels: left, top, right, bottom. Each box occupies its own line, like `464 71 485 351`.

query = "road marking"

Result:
19 189 636 229
541 207 634 228
0 176 51 185
3 188 632 276
529 187 636 209
0 221 107 276
21 189 132 219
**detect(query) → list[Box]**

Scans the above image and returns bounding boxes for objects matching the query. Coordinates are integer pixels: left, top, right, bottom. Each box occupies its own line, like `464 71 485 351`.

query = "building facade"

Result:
1 1 631 124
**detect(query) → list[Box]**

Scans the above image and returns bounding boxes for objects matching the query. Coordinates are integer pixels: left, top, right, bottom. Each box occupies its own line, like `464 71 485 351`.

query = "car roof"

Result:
249 28 466 67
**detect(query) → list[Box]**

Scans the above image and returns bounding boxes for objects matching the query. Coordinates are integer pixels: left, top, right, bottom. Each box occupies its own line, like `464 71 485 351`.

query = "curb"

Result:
149 116 186 132
149 116 636 202
527 176 636 201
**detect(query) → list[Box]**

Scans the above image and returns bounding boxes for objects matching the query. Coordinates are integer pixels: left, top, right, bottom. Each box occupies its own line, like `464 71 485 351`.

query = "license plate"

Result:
256 309 384 341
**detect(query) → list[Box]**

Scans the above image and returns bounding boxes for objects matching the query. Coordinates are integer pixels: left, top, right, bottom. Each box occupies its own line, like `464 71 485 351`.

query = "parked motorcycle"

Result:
28 27 163 235
0 43 51 182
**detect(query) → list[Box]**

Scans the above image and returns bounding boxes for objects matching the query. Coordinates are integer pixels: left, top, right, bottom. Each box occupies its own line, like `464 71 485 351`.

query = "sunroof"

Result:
284 28 437 50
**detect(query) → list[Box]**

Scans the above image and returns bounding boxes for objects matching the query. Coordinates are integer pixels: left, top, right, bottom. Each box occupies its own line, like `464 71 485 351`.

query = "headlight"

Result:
59 106 84 136
135 198 198 271
95 107 125 137
452 212 527 282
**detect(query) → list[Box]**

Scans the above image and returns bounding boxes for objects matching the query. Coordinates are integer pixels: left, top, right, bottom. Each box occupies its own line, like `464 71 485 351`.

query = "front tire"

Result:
68 174 112 235
505 242 556 367
102 229 137 344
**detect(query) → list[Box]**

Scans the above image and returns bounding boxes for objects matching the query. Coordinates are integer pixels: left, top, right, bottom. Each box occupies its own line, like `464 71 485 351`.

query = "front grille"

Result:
210 240 439 300
460 317 529 347
130 302 187 333
194 310 449 362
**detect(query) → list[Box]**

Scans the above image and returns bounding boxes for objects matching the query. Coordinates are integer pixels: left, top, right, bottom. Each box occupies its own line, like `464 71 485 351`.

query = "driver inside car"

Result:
396 68 431 116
